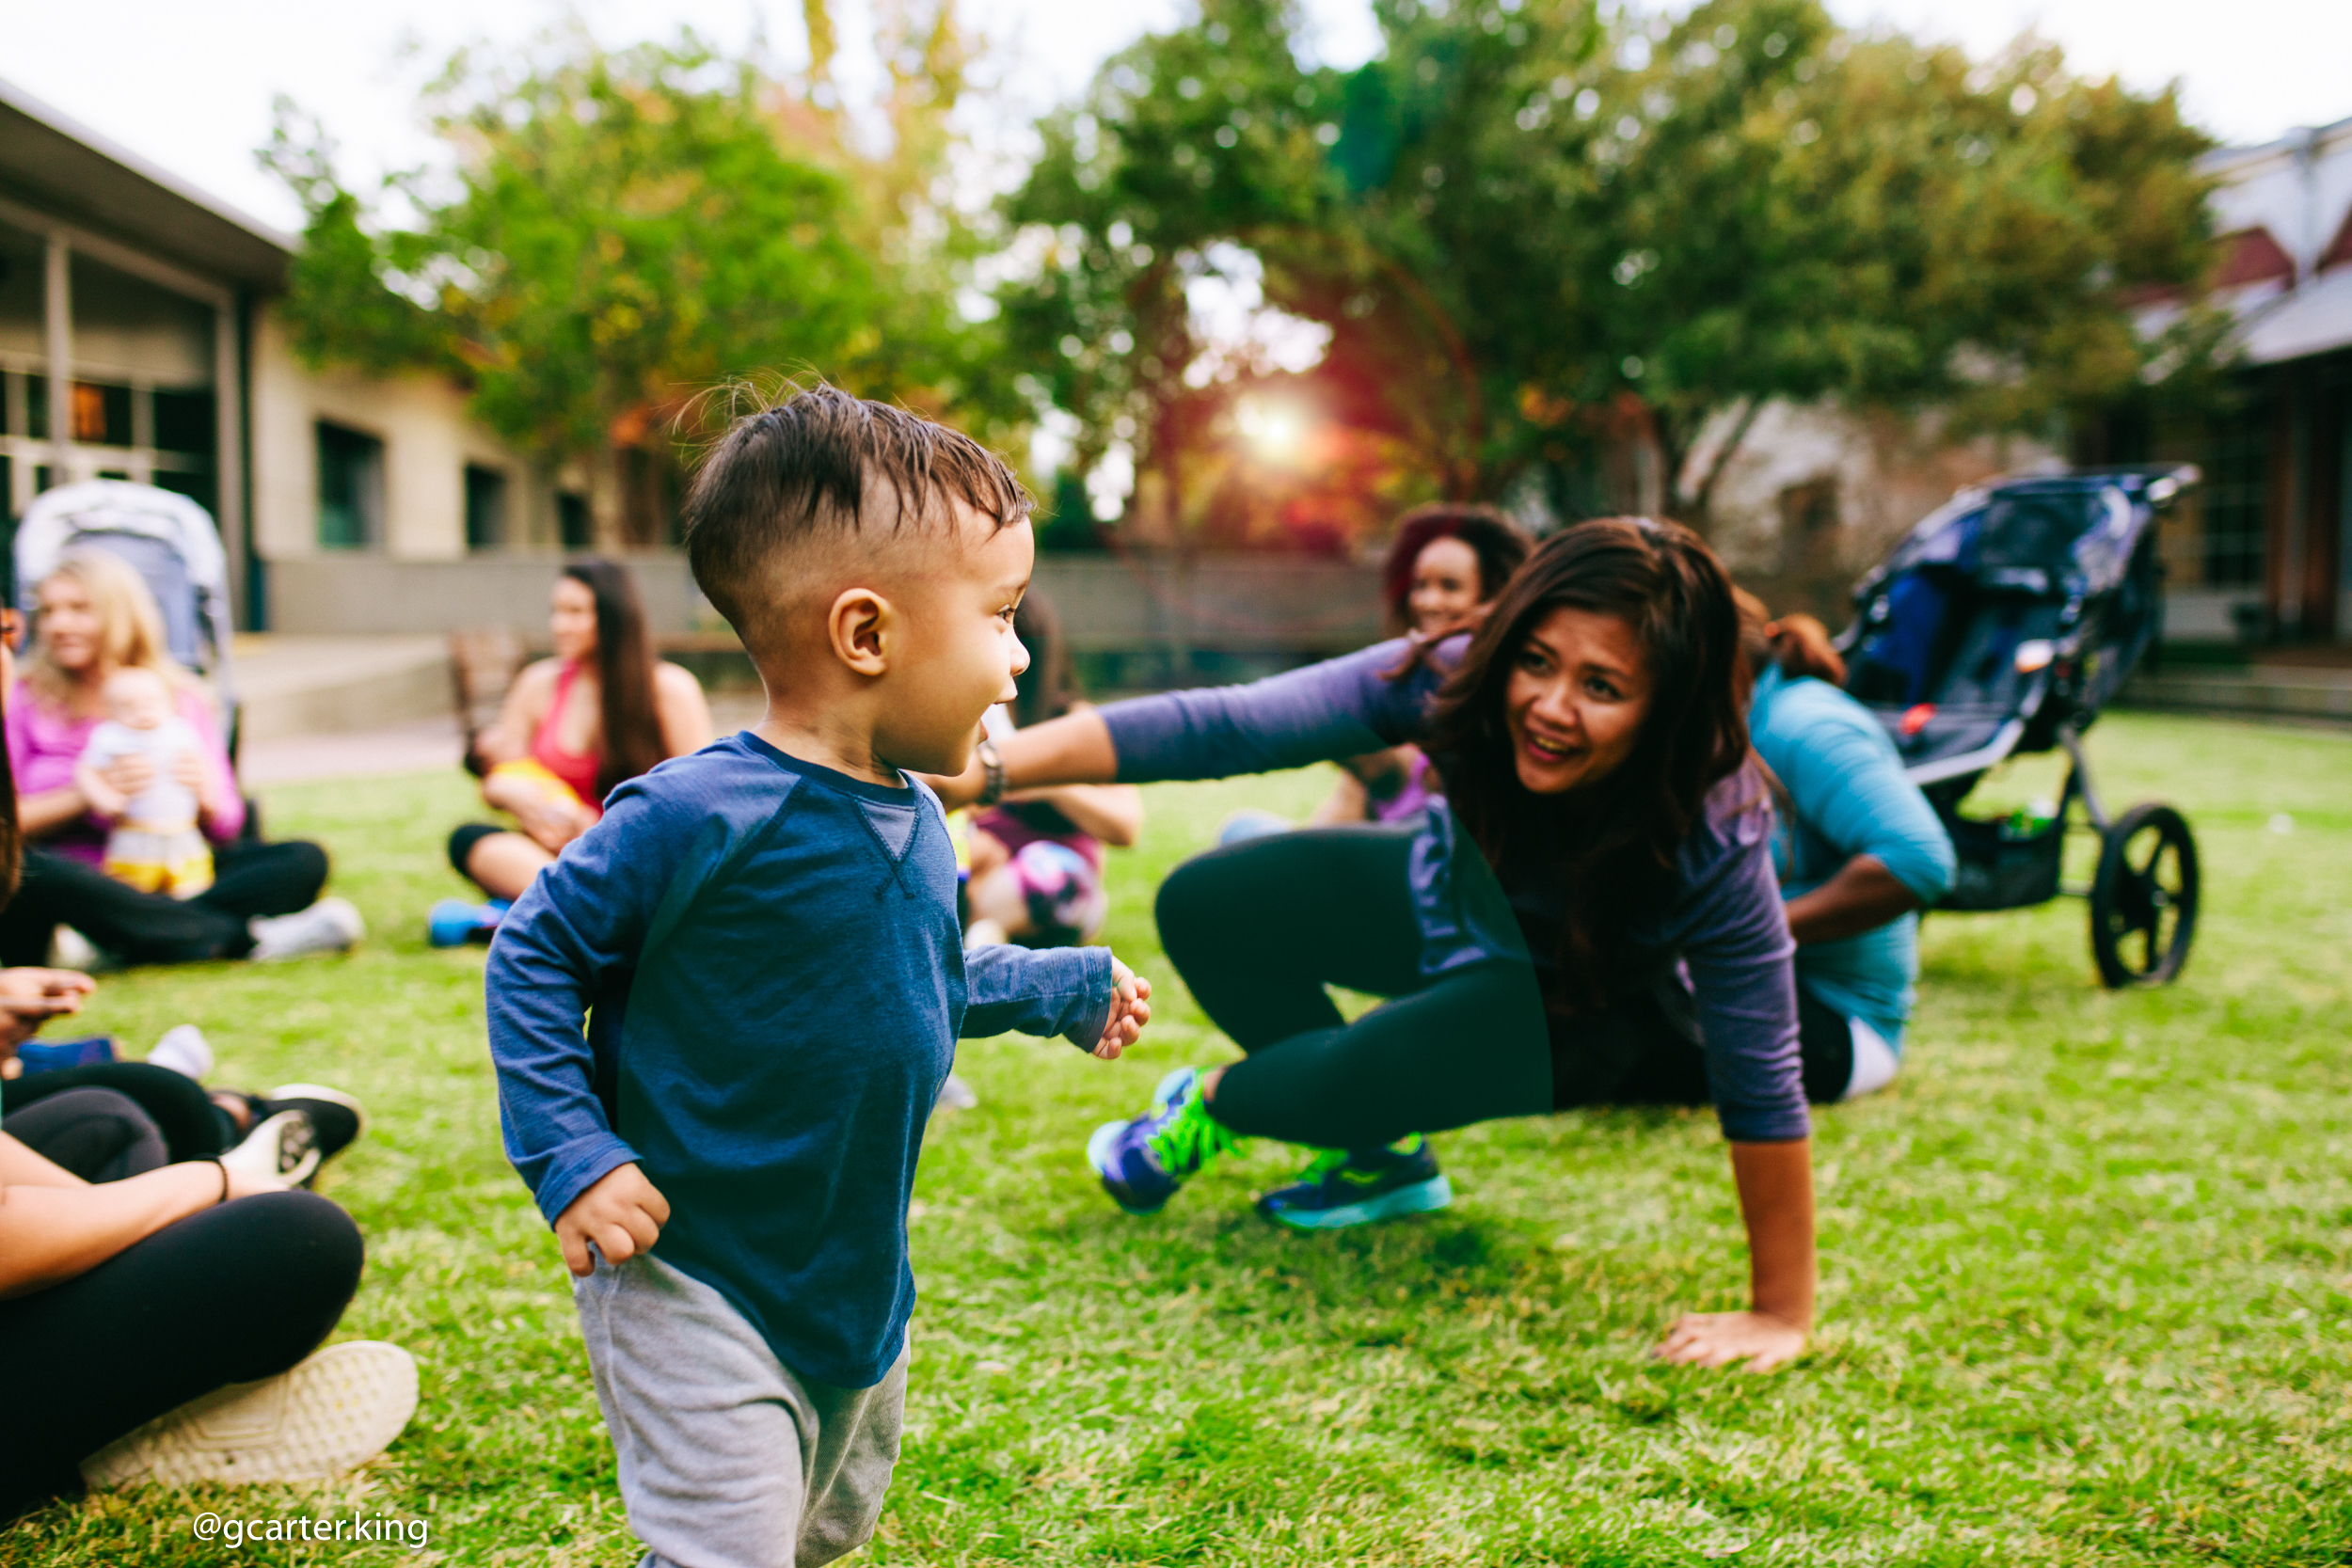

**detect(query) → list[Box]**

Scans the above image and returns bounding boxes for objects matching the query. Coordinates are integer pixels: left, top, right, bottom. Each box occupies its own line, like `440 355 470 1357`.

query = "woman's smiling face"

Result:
1502 607 1652 795
1406 535 1485 637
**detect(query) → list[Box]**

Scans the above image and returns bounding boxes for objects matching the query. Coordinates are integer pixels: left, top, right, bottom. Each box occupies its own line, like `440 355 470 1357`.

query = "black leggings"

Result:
1156 826 1851 1150
0 1190 364 1518
2 1062 238 1167
1158 824 1550 1148
0 841 329 967
2 1087 167 1181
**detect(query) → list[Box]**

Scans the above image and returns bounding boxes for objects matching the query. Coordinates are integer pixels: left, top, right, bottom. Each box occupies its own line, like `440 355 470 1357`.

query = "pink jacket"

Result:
6 677 244 863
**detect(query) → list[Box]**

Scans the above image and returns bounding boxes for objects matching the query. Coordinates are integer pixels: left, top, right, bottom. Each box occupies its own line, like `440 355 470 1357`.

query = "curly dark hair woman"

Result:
1378 503 1533 637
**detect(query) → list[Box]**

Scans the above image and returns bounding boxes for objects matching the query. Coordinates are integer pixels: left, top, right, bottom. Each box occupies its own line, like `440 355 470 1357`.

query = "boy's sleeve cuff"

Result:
1062 945 1118 1052
532 1135 644 1228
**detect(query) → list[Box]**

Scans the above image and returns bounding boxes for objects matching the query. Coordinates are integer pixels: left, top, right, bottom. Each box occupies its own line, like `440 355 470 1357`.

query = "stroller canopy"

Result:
14 480 234 682
1841 467 2190 784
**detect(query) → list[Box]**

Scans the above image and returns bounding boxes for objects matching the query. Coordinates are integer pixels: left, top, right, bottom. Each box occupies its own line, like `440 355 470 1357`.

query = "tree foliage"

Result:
265 14 1012 537
997 0 2220 544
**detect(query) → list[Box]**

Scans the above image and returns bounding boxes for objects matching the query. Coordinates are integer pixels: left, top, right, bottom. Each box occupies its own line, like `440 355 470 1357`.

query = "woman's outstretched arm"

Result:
929 641 1435 808
930 708 1118 810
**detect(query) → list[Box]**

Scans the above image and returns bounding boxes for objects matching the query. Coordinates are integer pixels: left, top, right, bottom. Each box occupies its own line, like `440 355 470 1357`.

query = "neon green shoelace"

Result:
1148 1096 1245 1177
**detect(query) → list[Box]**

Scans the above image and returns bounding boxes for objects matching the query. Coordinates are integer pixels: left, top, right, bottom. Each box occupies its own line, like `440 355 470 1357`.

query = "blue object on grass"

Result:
428 898 510 948
16 1035 119 1074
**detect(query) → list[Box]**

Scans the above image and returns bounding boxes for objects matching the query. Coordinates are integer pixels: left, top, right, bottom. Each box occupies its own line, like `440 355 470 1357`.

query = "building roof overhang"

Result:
0 76 293 294
2235 264 2352 366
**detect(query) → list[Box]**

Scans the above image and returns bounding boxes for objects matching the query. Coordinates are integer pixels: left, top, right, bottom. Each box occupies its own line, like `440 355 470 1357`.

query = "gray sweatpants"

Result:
574 1252 907 1568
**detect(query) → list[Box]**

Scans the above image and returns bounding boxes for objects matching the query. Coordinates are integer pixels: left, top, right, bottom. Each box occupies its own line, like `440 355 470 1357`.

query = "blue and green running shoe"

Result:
1255 1136 1453 1230
1087 1067 1245 1215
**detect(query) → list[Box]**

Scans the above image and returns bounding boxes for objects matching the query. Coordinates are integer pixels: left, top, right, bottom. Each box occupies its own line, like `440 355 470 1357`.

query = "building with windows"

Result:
2139 113 2352 644
0 77 605 632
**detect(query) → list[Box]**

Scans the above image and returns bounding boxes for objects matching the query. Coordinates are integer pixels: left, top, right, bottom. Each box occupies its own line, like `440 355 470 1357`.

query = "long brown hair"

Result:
563 561 663 795
1424 517 1751 1012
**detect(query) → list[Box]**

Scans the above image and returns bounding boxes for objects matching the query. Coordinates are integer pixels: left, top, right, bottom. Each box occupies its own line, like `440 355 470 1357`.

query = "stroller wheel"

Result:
2089 803 2199 988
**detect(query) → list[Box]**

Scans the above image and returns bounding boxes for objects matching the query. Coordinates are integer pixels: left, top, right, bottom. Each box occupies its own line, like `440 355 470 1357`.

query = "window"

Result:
152 469 217 521
464 464 509 551
2200 393 2267 588
556 490 594 549
316 421 385 550
72 383 132 447
152 389 215 455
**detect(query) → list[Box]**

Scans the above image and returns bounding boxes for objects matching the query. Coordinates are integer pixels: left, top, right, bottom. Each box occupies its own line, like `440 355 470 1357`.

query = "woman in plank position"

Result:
943 517 1822 1371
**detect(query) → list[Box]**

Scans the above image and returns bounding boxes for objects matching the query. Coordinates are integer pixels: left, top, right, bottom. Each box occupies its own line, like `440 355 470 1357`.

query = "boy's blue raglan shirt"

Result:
486 732 1116 1389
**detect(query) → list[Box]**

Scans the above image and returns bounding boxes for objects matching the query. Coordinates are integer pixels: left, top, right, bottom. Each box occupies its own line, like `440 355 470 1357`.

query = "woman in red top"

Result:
443 562 711 908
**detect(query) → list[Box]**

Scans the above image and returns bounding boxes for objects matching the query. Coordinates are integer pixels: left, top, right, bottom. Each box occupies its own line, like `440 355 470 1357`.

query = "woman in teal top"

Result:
1740 594 1955 1099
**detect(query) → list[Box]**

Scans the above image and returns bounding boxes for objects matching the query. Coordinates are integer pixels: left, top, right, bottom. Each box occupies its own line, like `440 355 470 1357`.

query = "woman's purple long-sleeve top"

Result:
1097 638 1807 1143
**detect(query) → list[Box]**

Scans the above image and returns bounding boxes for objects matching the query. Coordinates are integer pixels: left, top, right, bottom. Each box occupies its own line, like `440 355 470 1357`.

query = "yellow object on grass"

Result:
489 758 592 815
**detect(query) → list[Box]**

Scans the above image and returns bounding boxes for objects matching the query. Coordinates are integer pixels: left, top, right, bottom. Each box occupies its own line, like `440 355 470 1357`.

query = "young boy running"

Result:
486 385 1151 1568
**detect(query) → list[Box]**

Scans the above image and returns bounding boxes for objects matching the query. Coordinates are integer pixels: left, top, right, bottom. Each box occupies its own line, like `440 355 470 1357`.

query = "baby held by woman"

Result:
72 668 213 899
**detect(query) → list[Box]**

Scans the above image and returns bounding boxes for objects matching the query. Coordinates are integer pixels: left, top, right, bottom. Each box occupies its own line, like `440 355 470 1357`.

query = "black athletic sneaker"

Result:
259 1084 369 1167
1254 1136 1454 1230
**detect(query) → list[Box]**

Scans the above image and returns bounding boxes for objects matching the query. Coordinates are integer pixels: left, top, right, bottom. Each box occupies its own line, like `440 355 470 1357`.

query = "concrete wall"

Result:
265 551 712 637
262 548 1388 662
249 305 556 562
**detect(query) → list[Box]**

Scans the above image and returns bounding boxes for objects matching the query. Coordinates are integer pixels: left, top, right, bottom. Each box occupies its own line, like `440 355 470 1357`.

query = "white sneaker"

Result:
81 1340 419 1490
934 1074 979 1113
148 1024 215 1081
247 897 365 962
220 1108 322 1186
47 925 103 972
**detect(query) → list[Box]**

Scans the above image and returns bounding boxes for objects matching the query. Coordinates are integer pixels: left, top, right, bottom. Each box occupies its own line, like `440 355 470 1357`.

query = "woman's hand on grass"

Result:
1652 1309 1807 1372
553 1163 671 1277
1091 960 1152 1060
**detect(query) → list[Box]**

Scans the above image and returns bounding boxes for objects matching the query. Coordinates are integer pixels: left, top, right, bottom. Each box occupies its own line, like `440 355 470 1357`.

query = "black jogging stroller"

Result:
1836 466 2201 988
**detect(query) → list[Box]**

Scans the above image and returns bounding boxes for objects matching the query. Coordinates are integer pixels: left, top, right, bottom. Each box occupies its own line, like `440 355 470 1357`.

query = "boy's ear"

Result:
826 587 892 677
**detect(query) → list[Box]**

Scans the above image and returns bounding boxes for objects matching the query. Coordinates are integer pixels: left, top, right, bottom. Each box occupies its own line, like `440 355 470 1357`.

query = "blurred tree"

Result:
264 13 1014 544
998 0 2220 544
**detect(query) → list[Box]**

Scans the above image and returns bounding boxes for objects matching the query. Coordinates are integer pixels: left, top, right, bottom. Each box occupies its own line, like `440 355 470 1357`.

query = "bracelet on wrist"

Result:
976 738 1007 807
201 1155 229 1204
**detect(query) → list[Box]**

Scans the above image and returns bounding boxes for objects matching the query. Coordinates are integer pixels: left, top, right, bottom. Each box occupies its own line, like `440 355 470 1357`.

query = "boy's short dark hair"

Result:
680 384 1033 651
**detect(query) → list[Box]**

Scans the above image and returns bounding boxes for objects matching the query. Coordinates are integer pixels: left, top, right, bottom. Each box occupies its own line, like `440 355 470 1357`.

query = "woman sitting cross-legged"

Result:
0 549 359 967
0 698 413 1520
433 560 710 943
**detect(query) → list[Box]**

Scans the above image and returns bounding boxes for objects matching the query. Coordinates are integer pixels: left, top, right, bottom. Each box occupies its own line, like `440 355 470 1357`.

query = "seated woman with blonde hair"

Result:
0 549 358 967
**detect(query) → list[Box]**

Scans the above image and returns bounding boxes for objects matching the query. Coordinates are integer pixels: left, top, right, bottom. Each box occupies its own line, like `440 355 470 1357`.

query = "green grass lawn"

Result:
6 711 2350 1566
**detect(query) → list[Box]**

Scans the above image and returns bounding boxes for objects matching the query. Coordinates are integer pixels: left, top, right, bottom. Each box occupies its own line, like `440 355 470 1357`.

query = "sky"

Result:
1 0 2344 237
